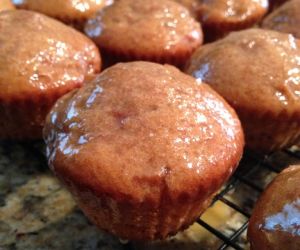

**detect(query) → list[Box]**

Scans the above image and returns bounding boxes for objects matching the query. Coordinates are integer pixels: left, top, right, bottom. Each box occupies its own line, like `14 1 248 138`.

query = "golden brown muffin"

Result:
262 0 300 39
44 61 244 240
173 0 198 16
0 0 15 12
176 0 269 41
12 0 113 29
0 10 101 139
84 0 203 68
269 0 288 10
185 28 300 152
248 165 300 250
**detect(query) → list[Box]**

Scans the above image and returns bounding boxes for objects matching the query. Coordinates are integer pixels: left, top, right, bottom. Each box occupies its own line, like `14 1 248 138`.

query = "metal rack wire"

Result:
124 147 300 250
195 148 300 250
2 141 300 250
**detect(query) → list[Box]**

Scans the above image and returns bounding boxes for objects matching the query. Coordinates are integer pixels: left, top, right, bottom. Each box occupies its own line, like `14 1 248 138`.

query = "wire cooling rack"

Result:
2 141 300 250
124 147 300 250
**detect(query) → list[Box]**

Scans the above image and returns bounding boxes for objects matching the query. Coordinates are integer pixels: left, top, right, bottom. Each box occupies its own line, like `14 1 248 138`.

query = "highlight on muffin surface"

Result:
186 28 300 152
44 61 244 240
262 0 300 39
0 10 101 139
175 0 269 41
12 0 114 29
84 0 203 68
248 165 300 250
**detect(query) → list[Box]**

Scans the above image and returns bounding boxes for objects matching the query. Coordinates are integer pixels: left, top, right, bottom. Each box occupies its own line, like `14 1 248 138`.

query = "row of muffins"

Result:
1 0 300 152
0 0 299 249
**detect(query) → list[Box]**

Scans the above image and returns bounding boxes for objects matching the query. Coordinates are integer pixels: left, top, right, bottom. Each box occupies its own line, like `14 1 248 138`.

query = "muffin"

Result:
173 0 198 16
262 0 300 39
185 28 300 152
269 0 288 10
12 0 113 29
0 0 15 12
0 10 101 139
248 165 300 250
174 0 268 41
44 61 244 240
84 0 203 68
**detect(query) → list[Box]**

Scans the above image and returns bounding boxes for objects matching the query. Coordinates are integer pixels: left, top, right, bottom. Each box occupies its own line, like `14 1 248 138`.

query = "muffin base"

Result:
100 45 201 70
69 184 216 241
199 9 268 42
237 107 300 153
0 86 81 140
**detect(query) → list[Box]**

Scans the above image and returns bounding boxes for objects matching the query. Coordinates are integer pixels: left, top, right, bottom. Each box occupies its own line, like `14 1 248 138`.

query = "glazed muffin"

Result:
186 28 300 152
0 10 101 139
174 0 268 41
0 0 15 12
84 0 203 68
269 0 288 10
262 0 300 39
12 0 113 29
44 61 244 240
248 165 300 250
173 0 198 16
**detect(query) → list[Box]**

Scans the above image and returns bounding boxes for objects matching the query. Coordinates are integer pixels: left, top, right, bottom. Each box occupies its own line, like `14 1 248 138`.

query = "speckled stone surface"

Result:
0 141 124 250
2 141 288 249
0 141 238 249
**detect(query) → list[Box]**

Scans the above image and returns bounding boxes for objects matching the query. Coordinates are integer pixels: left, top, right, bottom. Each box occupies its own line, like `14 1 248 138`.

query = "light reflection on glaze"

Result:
197 0 268 22
0 10 100 96
86 84 103 107
13 0 114 18
262 0 300 39
262 198 300 235
84 0 202 53
44 62 243 192
187 29 300 110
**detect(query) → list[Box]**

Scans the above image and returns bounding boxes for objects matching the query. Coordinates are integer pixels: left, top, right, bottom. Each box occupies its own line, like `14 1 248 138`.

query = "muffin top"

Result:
186 29 300 116
173 0 198 16
248 165 300 249
0 10 101 100
196 0 268 24
44 61 244 203
13 0 113 21
174 0 268 23
85 0 202 57
262 0 300 39
0 0 15 12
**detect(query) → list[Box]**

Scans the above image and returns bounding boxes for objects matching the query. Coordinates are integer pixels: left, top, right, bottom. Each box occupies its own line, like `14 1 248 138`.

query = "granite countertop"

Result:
1 141 297 250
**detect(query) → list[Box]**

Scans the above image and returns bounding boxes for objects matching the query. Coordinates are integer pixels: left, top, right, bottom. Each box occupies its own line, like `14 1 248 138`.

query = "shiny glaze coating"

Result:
0 10 101 138
186 28 300 152
13 0 113 25
173 0 198 16
0 0 15 12
84 0 202 67
262 0 300 39
44 61 244 240
248 165 300 250
175 0 268 40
